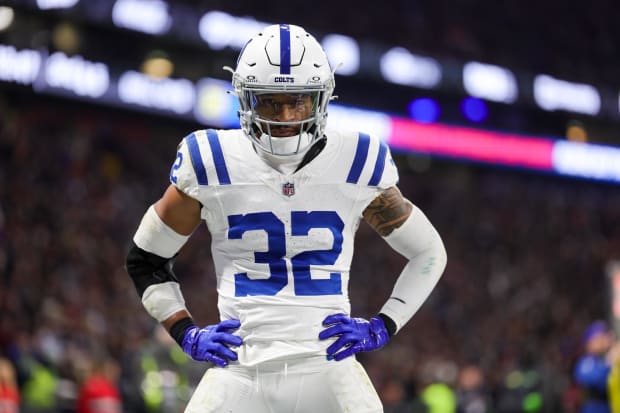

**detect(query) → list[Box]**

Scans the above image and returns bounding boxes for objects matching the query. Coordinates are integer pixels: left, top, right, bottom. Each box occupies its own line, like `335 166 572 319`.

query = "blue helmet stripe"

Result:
206 129 231 185
346 133 371 184
279 24 291 74
186 133 208 185
368 140 388 186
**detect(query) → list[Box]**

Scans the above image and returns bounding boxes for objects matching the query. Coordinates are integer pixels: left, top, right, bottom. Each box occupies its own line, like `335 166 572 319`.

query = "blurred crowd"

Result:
1 89 620 413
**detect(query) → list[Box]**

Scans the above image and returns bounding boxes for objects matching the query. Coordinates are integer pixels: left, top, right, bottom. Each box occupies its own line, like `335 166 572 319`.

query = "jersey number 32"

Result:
228 211 343 297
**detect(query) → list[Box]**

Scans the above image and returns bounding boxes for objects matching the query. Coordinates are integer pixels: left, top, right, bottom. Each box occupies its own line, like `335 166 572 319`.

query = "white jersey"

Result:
169 128 398 366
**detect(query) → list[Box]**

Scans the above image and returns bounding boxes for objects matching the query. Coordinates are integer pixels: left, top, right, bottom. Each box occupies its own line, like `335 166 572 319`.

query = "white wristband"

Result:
133 205 190 258
141 281 187 322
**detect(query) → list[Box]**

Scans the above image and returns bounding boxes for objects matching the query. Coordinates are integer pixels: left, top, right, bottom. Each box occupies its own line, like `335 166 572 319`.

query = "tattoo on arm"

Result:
363 187 413 237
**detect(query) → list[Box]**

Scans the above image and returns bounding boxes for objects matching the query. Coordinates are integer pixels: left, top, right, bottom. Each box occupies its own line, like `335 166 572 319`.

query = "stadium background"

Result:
1 0 620 411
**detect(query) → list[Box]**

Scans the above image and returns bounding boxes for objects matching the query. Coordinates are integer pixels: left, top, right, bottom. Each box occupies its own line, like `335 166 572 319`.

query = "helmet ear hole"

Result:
231 24 335 156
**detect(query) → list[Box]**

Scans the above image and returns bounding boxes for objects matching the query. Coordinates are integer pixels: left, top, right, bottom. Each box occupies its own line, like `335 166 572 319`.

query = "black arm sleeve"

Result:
124 242 180 297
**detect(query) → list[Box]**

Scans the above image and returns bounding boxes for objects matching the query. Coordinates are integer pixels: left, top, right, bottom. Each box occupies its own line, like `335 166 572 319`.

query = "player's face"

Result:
254 93 314 137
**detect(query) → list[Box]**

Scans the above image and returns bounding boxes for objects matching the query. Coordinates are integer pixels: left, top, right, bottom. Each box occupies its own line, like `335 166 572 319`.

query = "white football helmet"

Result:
229 24 335 156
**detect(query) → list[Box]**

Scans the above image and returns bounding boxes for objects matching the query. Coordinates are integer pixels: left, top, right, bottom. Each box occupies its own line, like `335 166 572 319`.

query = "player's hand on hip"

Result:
181 319 243 367
319 313 389 361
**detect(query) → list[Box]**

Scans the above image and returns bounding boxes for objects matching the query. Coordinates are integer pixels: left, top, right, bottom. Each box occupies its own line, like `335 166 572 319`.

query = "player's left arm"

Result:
362 186 412 237
363 186 447 334
319 186 447 360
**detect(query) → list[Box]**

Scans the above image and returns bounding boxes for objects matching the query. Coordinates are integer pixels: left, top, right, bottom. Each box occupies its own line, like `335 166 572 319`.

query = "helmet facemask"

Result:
236 84 332 156
229 24 335 157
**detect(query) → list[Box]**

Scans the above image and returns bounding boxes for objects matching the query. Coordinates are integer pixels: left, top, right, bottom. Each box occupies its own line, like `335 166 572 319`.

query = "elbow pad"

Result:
125 205 191 322
125 243 188 322
125 243 179 296
379 204 447 334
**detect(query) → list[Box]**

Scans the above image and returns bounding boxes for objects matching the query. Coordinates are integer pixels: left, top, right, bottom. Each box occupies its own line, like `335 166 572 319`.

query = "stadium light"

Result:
0 7 14 32
553 140 620 182
0 44 41 85
461 97 488 123
118 70 195 114
463 61 517 103
321 34 360 76
194 78 240 127
52 22 81 54
112 0 172 35
198 11 268 50
36 0 79 10
534 74 601 115
141 50 174 79
380 47 441 89
408 98 440 123
44 52 109 98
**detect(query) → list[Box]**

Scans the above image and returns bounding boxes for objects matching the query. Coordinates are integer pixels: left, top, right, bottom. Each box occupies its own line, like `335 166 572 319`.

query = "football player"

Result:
125 24 447 413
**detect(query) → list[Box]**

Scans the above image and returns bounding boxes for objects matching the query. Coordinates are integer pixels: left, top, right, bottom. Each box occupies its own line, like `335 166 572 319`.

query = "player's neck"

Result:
256 147 304 175
256 134 306 175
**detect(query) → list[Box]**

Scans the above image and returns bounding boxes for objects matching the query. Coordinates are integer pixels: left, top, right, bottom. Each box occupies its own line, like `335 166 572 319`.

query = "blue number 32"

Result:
228 211 344 297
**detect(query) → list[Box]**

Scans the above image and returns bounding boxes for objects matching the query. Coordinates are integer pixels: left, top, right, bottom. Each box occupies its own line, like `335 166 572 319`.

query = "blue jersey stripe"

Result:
279 24 291 74
346 133 371 184
368 140 388 186
206 129 231 185
186 133 208 185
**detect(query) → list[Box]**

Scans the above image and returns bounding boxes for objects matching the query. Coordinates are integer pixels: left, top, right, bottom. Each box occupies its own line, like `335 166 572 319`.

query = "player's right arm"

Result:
155 184 202 238
125 137 242 366
151 184 201 330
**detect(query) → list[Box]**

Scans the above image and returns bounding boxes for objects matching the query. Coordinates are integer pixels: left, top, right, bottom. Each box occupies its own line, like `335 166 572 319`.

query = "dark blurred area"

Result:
3 0 620 144
1 1 620 412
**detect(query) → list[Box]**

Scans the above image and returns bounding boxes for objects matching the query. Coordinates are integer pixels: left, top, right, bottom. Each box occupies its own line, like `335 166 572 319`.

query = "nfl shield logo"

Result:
282 182 295 197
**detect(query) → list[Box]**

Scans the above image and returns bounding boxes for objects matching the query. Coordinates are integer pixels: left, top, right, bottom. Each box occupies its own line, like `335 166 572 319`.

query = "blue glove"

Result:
181 319 243 367
318 313 390 361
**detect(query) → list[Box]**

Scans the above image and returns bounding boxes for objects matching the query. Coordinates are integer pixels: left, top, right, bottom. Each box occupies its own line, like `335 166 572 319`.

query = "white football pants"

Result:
184 356 383 413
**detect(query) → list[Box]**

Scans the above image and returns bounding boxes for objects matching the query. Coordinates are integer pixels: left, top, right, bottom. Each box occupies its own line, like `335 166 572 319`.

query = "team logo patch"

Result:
282 182 295 197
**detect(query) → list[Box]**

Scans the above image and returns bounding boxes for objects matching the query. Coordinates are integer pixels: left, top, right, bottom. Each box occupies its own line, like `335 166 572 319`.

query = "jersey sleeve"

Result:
341 131 400 215
342 131 399 191
168 132 202 200
375 138 398 190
